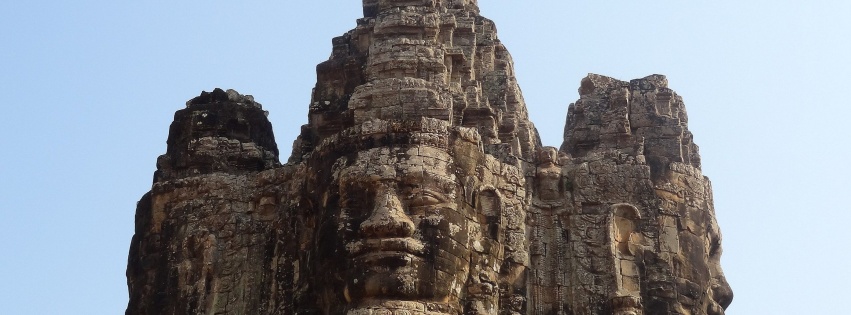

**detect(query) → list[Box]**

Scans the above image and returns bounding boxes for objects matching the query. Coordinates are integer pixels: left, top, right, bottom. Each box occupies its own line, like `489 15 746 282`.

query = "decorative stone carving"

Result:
534 147 564 203
126 2 732 315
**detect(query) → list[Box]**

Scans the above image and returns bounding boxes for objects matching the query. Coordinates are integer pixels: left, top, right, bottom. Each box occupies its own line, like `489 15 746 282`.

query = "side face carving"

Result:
710 242 733 314
647 167 732 315
702 217 733 315
557 74 732 314
332 145 469 304
662 203 733 315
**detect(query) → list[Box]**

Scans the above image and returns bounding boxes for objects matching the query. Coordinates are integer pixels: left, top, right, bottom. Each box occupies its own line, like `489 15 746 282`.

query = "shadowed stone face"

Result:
333 145 468 304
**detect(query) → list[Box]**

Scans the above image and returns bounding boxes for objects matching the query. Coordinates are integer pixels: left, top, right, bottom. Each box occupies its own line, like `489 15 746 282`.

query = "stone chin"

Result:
706 287 732 315
706 304 725 315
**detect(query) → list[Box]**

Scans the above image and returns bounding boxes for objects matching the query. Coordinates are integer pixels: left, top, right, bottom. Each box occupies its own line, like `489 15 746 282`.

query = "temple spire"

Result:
295 0 538 162
362 0 479 17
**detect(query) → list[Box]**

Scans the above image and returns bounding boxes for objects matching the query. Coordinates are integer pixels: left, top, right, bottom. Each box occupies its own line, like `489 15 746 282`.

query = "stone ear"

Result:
464 177 477 207
610 204 643 300
476 188 502 241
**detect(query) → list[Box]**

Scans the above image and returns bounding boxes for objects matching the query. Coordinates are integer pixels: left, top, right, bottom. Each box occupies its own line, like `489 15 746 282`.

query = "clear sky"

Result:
1 1 848 314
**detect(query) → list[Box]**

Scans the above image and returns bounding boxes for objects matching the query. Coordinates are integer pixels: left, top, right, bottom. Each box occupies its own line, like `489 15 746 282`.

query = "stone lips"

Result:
126 2 732 315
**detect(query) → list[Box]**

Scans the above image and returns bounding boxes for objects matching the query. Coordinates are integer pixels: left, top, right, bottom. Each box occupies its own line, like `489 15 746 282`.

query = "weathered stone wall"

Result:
126 3 731 315
127 89 305 314
293 0 539 163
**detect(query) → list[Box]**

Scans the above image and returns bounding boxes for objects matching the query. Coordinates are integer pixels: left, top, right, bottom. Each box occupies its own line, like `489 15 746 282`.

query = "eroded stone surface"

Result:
126 2 731 315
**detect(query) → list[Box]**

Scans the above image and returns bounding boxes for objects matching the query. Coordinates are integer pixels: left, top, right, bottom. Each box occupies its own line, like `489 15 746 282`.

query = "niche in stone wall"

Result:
610 204 643 298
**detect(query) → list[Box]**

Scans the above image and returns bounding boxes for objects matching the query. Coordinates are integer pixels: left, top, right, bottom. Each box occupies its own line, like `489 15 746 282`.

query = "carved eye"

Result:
340 191 368 216
405 186 449 209
708 237 721 258
408 193 443 207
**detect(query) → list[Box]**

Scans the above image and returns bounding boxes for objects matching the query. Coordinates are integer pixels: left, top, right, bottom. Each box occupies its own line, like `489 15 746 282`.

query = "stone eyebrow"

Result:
400 170 456 193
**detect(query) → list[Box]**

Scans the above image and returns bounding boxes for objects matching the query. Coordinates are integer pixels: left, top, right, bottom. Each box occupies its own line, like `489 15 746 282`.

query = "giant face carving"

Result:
646 184 733 315
333 145 469 304
305 121 525 314
668 214 733 315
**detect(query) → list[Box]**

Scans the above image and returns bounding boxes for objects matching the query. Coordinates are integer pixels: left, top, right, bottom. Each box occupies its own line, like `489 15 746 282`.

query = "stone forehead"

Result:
338 146 455 179
349 145 452 160
312 118 480 157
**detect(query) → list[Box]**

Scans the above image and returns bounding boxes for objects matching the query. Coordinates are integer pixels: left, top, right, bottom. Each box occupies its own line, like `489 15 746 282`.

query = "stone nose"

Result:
713 275 734 310
359 187 415 238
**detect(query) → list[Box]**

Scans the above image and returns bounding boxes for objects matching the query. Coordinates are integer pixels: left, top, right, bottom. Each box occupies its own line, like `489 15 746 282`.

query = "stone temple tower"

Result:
126 1 732 314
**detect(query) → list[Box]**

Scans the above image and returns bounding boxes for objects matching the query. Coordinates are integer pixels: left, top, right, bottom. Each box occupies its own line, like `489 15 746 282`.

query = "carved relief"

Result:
534 147 564 203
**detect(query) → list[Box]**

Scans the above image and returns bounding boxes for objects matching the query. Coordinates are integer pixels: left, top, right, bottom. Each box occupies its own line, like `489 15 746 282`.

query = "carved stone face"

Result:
705 220 733 315
667 205 733 315
331 145 471 305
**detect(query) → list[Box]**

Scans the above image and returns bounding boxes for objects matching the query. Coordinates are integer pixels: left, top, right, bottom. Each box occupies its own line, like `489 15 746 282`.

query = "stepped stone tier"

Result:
126 1 732 314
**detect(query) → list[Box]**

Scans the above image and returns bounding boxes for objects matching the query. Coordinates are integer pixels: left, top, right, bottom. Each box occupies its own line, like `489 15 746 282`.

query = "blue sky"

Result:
1 1 848 314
